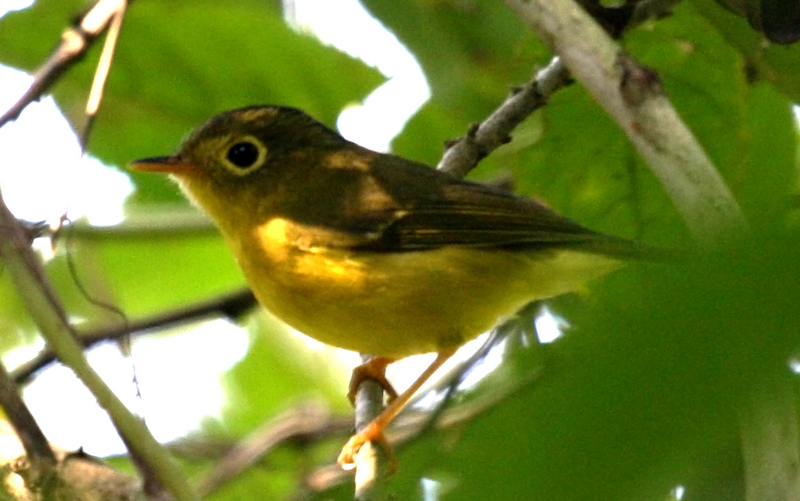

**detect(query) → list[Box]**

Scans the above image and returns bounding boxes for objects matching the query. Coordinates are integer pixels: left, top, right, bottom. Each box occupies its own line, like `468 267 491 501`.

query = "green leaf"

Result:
307 233 800 500
64 222 244 317
0 0 383 203
692 0 800 103
361 0 551 166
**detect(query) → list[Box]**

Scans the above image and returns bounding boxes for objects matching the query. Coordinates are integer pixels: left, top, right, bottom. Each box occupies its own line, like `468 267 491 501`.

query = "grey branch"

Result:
503 0 747 248
436 57 571 179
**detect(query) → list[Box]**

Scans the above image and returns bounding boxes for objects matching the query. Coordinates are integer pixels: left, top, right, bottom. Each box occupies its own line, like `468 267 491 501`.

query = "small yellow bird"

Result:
131 105 670 468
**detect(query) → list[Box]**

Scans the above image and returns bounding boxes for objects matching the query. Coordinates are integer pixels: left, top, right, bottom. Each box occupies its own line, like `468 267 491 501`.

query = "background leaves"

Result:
1 0 799 499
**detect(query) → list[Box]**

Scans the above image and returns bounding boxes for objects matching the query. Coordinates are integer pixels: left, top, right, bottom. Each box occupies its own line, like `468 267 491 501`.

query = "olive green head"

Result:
131 106 344 180
129 106 356 231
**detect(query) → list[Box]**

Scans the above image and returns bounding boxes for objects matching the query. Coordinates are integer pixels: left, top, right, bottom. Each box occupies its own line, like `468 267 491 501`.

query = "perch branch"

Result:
351 353 393 501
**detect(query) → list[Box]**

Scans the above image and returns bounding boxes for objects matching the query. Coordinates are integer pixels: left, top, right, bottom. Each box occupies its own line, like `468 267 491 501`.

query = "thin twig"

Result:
80 0 127 150
0 0 130 128
195 402 349 497
412 326 508 433
434 0 680 180
11 288 256 385
436 57 571 178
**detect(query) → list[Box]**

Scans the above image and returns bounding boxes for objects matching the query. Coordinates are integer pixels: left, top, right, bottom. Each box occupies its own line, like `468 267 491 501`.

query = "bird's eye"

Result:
227 141 260 168
220 136 267 175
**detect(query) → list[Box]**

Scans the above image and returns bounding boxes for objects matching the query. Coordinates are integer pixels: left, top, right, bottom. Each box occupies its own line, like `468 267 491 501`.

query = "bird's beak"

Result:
129 155 199 175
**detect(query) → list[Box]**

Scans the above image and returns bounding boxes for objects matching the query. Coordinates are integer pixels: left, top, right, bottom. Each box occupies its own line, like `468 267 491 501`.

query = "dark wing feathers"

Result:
348 175 619 252
304 154 676 261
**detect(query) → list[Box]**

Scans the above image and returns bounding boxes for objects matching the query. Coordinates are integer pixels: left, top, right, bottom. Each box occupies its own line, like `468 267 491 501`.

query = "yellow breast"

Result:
218 217 621 358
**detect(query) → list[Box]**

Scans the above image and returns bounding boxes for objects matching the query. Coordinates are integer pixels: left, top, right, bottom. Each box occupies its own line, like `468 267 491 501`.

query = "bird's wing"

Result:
351 178 612 251
286 157 673 260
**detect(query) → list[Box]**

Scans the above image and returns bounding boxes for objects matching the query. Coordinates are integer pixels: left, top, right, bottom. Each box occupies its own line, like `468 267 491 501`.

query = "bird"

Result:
130 105 673 469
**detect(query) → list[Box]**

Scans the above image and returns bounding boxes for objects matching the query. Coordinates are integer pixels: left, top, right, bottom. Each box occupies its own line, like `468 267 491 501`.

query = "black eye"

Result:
226 141 260 168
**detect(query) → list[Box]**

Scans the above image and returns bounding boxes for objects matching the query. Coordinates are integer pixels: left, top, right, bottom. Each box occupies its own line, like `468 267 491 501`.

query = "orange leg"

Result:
347 356 398 405
338 349 456 470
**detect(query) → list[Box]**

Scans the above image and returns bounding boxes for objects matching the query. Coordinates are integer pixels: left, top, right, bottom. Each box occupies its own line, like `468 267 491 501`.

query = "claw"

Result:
339 350 456 473
347 357 398 405
337 423 398 473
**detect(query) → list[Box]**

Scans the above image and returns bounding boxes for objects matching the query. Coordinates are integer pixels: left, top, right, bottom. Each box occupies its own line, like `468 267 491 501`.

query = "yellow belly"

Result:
227 218 621 358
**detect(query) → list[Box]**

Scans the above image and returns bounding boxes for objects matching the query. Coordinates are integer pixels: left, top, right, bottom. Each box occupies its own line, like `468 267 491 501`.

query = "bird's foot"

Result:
347 356 398 405
337 423 397 473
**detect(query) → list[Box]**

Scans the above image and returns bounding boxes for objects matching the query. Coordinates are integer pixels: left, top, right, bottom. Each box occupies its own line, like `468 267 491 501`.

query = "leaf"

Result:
692 0 800 103
0 0 383 202
307 233 800 500
361 0 551 165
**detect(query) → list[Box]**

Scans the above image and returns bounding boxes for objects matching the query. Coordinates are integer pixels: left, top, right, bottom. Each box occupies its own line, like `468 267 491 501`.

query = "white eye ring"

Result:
221 135 267 175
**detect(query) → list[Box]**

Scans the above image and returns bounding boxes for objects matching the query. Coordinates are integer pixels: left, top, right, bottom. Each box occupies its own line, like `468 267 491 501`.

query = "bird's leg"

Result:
347 356 398 405
338 349 456 470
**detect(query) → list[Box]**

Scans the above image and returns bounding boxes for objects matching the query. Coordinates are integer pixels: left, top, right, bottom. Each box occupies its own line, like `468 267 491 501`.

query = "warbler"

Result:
130 105 671 468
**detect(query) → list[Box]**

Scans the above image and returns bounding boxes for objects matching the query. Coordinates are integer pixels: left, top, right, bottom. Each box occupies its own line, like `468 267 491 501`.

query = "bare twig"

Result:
11 288 256 385
0 0 129 128
195 402 348 497
436 57 571 178
80 0 127 150
434 0 681 181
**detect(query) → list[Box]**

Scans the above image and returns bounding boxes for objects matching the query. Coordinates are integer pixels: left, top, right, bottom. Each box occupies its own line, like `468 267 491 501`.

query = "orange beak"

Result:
129 155 199 175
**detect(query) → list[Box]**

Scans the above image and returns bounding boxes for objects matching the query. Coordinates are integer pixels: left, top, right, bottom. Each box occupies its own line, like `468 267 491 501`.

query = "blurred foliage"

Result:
711 0 800 44
0 0 799 500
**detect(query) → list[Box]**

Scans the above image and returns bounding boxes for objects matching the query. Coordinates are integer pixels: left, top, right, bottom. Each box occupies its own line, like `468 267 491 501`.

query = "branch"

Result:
303 333 552 497
0 360 57 489
351 354 393 501
0 0 129 128
436 57 571 178
11 288 256 385
195 402 349 497
503 0 747 248
434 0 682 181
0 192 197 500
